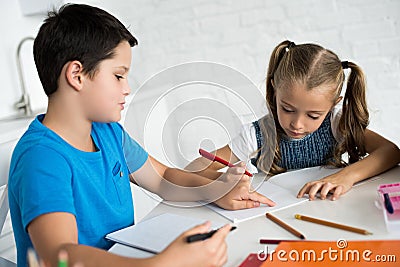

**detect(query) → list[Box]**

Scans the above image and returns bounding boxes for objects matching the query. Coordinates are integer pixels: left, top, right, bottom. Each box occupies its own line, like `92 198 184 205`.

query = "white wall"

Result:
1 0 399 141
0 1 43 119
102 0 400 146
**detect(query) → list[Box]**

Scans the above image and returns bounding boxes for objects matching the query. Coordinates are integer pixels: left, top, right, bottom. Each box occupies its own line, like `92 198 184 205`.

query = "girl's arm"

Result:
130 153 275 210
184 145 241 180
298 129 400 200
28 212 231 267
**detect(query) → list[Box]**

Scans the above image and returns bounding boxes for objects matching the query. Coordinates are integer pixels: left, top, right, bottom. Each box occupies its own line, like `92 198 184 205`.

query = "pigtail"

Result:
258 40 292 175
256 114 279 175
266 40 293 109
334 62 369 165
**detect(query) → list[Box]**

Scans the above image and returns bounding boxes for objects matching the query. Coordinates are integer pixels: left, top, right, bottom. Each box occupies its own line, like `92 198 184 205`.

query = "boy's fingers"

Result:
216 244 228 267
207 226 230 266
231 199 262 210
212 239 228 266
234 162 246 168
227 162 250 176
211 224 231 242
227 166 245 175
183 221 211 236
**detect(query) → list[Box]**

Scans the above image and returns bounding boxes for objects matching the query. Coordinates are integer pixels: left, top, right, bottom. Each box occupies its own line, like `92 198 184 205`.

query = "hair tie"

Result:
285 41 295 52
341 61 349 69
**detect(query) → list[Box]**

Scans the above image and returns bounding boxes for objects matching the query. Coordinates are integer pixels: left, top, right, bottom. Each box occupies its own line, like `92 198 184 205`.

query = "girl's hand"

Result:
214 162 276 210
297 171 355 201
154 222 231 267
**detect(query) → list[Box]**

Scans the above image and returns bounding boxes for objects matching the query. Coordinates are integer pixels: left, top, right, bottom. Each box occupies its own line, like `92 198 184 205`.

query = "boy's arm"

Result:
28 212 231 267
298 129 400 200
184 145 241 180
27 212 155 267
130 155 275 209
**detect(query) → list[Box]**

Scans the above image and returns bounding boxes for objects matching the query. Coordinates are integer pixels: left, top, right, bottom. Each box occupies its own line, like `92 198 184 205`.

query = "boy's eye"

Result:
115 75 124 80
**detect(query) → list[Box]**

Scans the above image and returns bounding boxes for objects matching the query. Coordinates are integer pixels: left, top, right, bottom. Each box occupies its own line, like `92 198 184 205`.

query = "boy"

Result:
8 4 274 267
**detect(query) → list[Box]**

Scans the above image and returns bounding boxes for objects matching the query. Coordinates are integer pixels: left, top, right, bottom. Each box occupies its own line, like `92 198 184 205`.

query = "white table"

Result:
109 166 400 267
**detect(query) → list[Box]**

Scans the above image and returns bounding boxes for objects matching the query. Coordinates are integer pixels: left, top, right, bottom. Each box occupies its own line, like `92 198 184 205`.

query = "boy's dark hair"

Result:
33 4 138 96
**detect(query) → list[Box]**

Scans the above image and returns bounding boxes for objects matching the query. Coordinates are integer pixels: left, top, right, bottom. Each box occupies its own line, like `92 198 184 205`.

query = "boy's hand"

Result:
155 222 230 267
214 163 276 210
297 171 354 201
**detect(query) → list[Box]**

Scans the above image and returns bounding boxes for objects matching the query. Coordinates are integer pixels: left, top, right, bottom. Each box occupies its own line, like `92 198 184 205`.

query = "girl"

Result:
186 40 400 201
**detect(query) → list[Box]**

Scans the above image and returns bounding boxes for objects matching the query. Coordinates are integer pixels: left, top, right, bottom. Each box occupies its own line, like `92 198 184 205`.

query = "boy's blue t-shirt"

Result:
8 114 148 266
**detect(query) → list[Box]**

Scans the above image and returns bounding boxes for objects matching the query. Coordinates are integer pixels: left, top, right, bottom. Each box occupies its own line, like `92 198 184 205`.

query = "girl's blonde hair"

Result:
257 40 369 175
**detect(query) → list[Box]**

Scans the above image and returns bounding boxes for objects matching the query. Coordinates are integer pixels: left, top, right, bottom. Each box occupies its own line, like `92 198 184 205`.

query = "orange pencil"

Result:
294 214 372 235
266 213 306 239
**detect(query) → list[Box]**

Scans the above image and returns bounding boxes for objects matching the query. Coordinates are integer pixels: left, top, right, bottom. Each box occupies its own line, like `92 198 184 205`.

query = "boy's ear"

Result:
65 61 85 91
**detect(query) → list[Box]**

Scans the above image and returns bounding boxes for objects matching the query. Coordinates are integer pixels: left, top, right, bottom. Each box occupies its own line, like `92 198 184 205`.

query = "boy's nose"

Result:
123 84 131 95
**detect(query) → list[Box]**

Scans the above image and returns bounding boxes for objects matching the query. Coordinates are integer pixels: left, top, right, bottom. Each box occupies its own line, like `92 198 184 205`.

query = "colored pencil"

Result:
294 214 372 235
266 213 305 239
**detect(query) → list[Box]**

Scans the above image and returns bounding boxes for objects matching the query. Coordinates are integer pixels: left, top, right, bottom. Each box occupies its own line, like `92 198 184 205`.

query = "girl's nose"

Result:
290 117 304 130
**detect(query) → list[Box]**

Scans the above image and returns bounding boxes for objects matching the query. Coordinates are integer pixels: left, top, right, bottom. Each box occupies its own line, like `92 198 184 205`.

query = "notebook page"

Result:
267 166 342 194
106 213 222 254
204 181 308 223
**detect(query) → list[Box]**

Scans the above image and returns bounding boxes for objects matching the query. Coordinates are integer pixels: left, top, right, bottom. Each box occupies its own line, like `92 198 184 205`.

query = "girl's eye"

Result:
115 75 124 80
308 115 320 120
282 106 294 113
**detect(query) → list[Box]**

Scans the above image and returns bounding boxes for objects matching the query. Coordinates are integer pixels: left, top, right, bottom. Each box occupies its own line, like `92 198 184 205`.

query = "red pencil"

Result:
259 239 304 244
199 148 253 177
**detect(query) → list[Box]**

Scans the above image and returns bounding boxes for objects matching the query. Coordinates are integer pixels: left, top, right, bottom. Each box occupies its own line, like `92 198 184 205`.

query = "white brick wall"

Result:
1 0 399 144
92 0 400 145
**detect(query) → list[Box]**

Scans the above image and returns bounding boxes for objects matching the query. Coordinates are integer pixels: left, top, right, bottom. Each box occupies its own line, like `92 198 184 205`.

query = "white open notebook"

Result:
204 166 342 223
106 213 223 254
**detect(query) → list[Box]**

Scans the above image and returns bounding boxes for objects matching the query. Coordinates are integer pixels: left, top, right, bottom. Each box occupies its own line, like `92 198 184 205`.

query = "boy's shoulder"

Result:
14 116 123 159
14 115 58 154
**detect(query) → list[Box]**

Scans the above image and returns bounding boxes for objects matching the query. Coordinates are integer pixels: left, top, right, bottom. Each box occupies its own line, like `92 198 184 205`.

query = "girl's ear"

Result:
271 78 275 89
65 60 85 92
